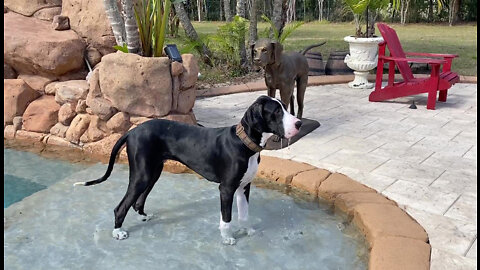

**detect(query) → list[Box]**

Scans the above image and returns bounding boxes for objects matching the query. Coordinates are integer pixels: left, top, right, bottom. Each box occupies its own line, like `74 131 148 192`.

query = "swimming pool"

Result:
4 148 90 208
4 147 368 269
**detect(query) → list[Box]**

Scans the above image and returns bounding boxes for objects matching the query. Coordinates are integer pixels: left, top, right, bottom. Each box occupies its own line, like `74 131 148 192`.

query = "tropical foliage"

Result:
134 0 172 57
260 14 304 44
206 15 249 75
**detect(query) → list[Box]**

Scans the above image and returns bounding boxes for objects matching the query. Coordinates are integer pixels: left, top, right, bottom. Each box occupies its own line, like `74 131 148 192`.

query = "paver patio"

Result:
193 83 477 269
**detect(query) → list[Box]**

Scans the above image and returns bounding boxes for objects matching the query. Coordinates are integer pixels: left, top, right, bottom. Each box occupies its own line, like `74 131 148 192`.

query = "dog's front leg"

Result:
236 183 255 236
219 184 236 245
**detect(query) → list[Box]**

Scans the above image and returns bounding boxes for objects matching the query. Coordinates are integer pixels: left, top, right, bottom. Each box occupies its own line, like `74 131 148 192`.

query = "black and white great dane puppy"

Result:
74 96 302 245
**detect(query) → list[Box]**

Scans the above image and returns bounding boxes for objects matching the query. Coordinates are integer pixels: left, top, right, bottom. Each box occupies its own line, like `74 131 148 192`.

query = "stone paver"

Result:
194 83 477 268
466 239 477 259
383 180 460 215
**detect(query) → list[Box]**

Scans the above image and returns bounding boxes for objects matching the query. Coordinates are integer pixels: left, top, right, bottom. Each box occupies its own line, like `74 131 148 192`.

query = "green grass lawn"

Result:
166 21 477 83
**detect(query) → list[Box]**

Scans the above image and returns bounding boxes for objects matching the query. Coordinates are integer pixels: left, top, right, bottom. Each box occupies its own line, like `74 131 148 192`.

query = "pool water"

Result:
4 148 368 270
4 148 90 208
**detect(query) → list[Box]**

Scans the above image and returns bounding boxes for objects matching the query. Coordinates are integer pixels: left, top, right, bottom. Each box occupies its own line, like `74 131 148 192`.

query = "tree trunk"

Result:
204 0 208 20
367 9 377 37
197 0 202 21
319 0 324 21
236 0 247 68
286 0 295 23
400 0 409 25
219 0 224 20
303 0 305 20
224 0 232 21
173 2 213 65
249 0 258 44
236 0 246 17
248 0 258 67
428 0 433 22
449 0 460 26
103 0 126 46
121 0 141 54
272 0 287 38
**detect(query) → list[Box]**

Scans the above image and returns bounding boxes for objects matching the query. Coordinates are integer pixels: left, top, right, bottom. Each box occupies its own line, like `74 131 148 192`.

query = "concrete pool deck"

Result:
193 82 477 269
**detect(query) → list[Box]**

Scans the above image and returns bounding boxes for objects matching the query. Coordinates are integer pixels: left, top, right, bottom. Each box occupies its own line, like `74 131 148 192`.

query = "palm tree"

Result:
272 0 287 37
173 1 213 65
121 0 141 54
103 0 141 54
236 0 248 68
103 0 126 47
224 0 232 21
247 0 258 68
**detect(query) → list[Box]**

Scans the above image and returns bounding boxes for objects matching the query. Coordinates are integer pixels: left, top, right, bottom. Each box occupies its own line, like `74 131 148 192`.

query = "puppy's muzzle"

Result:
253 59 262 72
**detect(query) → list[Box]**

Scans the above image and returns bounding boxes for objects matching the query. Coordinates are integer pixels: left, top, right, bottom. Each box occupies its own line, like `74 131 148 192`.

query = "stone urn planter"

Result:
343 36 384 89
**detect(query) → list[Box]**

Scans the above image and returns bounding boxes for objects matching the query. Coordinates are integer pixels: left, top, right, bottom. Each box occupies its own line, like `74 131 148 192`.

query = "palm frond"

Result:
279 21 304 44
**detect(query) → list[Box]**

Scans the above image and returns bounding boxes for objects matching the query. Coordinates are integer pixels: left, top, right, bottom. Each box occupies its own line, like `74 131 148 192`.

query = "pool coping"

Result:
197 74 477 97
5 133 432 269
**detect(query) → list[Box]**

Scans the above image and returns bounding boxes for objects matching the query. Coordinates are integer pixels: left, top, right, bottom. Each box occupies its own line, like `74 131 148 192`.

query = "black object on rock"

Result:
164 44 183 63
265 118 320 150
409 101 417 109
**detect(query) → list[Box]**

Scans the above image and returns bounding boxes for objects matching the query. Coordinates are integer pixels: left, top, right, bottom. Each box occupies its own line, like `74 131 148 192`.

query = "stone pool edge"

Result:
5 133 431 270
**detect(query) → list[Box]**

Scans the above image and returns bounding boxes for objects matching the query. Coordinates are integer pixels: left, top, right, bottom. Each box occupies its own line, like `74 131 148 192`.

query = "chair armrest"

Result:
405 52 458 58
380 55 446 64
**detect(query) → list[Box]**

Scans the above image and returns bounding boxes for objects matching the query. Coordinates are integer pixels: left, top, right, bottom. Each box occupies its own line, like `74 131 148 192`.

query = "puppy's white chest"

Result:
239 153 259 188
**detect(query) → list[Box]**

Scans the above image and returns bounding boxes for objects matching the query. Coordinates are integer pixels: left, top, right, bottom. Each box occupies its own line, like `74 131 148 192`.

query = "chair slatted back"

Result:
377 23 415 81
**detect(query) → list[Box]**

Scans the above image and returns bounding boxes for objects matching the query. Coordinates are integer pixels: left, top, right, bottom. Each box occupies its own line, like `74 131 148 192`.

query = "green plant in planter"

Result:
344 0 399 37
133 0 173 57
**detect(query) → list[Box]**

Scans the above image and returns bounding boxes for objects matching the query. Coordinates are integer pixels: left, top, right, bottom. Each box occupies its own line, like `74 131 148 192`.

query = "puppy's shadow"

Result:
126 198 217 233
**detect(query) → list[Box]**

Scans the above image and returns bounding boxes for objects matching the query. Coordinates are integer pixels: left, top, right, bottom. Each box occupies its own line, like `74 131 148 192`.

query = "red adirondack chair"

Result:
369 23 459 110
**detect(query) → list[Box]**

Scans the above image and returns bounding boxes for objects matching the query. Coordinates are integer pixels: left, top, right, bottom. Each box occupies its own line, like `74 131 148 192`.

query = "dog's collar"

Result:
236 123 263 152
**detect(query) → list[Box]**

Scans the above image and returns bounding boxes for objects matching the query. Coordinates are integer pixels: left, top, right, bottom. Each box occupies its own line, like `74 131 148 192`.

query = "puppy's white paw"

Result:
112 228 129 240
222 237 237 245
246 227 256 236
138 214 154 222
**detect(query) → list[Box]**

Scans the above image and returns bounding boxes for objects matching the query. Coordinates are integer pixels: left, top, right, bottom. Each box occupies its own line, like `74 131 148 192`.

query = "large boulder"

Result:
99 53 173 117
179 54 199 90
50 122 69 138
83 133 122 158
58 103 77 125
33 7 62 22
4 0 61 16
176 86 196 114
54 80 89 104
4 13 86 76
4 79 41 124
4 63 17 79
81 115 108 143
86 67 117 120
61 0 116 56
106 112 131 133
22 95 60 133
17 74 56 93
65 114 91 144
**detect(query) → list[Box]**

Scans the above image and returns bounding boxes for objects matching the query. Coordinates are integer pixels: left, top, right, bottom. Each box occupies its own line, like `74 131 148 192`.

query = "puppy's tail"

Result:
300 42 327 55
73 132 130 187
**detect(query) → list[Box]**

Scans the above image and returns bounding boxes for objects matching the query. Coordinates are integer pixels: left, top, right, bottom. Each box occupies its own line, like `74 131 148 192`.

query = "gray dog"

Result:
252 39 324 119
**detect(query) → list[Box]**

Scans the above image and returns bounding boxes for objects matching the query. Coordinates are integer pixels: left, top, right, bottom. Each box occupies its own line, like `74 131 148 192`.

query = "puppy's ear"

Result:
242 98 265 132
271 41 283 64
